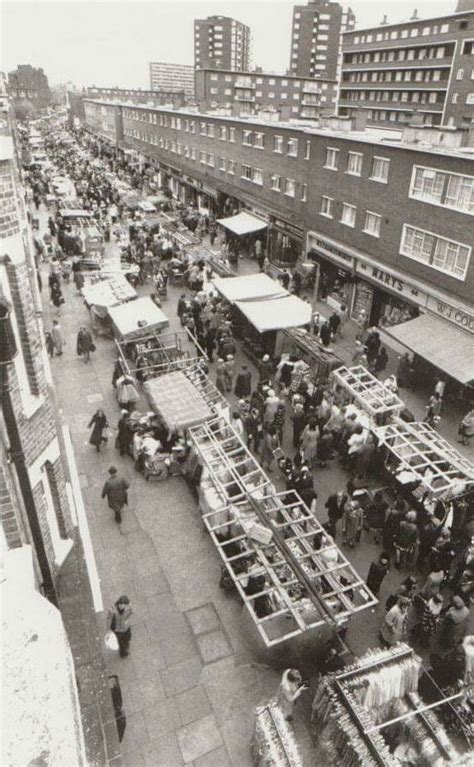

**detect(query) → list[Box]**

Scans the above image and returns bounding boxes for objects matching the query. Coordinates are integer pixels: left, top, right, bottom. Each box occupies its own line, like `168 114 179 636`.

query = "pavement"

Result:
37 205 473 766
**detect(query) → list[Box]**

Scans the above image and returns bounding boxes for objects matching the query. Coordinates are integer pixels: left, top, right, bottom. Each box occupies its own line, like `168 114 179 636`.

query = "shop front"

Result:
353 261 423 328
306 232 355 312
267 218 303 269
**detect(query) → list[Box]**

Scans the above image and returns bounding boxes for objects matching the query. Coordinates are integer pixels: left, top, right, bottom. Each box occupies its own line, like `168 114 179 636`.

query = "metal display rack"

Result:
189 416 377 647
115 328 207 380
373 420 474 501
332 365 405 420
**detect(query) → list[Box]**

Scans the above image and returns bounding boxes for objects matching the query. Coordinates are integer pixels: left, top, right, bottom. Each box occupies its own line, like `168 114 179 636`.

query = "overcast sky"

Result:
2 0 450 88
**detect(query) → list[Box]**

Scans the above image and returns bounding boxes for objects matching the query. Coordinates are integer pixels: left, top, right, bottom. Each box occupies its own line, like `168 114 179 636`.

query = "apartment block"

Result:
290 0 355 81
194 15 251 72
87 86 185 107
195 68 337 119
340 7 474 128
149 62 195 99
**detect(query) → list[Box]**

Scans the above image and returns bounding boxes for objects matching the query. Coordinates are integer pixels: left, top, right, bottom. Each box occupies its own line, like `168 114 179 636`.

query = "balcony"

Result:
302 82 322 94
234 79 255 89
302 95 321 106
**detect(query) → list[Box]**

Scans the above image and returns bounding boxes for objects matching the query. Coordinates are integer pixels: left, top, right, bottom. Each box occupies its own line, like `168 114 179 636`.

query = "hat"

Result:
267 389 275 397
262 354 270 362
121 409 128 415
108 466 117 475
117 595 130 605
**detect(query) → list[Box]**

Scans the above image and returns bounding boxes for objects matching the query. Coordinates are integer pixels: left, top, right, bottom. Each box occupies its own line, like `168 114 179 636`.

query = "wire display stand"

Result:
332 365 405 421
189 416 377 647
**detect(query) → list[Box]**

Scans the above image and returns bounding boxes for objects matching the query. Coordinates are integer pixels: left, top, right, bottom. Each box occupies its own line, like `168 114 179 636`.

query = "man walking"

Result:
101 466 129 524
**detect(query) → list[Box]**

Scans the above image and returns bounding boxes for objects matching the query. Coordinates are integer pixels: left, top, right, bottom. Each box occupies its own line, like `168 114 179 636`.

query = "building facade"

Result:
149 62 195 100
290 0 355 81
82 98 474 346
8 64 51 109
87 86 185 107
195 68 337 119
194 15 251 72
340 8 474 128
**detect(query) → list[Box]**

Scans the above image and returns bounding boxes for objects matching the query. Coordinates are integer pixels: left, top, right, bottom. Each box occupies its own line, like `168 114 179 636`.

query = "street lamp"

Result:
0 296 58 605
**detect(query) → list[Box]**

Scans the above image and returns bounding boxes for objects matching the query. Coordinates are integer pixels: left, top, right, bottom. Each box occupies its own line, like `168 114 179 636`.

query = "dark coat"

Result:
88 412 108 448
234 370 252 397
101 475 130 512
325 493 348 522
77 329 93 355
366 561 389 595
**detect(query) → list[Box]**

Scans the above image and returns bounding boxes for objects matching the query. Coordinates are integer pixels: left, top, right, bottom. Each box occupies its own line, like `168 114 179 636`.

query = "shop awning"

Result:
385 314 474 385
144 371 213 430
235 295 312 333
109 297 169 341
216 211 267 236
213 274 287 303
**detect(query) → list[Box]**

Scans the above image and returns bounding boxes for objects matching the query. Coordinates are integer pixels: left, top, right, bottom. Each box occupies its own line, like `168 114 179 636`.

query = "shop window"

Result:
341 202 356 227
400 224 470 280
320 195 333 218
363 211 381 237
324 147 339 170
346 151 362 176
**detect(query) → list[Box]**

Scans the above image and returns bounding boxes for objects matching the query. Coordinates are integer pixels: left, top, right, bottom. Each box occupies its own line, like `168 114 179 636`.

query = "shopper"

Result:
374 346 389 376
116 410 131 457
234 364 252 398
224 354 235 393
108 595 133 658
215 359 226 394
51 319 64 356
230 410 244 439
45 331 55 358
258 354 273 383
379 596 410 647
88 409 108 453
394 510 419 569
366 552 390 596
412 594 443 648
261 426 279 472
342 499 363 548
101 466 129 524
245 407 263 453
324 491 348 539
291 401 307 450
276 669 307 722
396 353 413 388
76 325 94 363
458 408 474 446
300 418 319 468
436 595 470 652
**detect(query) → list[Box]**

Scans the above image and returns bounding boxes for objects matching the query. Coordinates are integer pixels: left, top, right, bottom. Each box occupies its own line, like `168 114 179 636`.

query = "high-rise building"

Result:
339 7 474 128
289 1 355 81
149 62 195 100
7 64 51 109
194 16 251 72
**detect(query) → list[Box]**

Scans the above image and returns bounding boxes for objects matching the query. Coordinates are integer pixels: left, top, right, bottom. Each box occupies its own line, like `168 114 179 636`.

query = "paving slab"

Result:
194 745 233 767
177 714 223 764
174 685 211 726
186 604 221 636
161 657 203 697
196 630 233 665
142 733 184 767
143 697 181 739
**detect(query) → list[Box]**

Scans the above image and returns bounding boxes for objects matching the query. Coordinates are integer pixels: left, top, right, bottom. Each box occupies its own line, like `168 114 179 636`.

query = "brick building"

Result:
290 0 355 81
83 98 474 355
87 85 185 107
194 15 251 72
8 64 51 109
149 62 195 100
339 6 474 129
195 68 337 120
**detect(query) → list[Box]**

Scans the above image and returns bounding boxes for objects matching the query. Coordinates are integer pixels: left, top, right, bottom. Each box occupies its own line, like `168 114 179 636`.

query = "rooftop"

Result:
343 7 474 34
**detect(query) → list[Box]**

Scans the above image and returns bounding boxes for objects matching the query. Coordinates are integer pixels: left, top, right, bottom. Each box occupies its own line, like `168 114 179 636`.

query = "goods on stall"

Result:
252 701 302 767
332 366 405 424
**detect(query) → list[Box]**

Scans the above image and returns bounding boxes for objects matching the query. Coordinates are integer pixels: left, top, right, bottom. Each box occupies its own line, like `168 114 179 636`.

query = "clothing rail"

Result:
365 691 464 734
334 645 414 683
333 679 390 767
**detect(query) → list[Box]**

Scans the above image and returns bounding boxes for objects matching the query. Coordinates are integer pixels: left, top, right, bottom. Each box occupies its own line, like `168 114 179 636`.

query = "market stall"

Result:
373 420 474 511
332 366 405 426
187 415 377 648
108 296 168 341
82 275 137 336
144 371 214 431
213 274 287 304
312 643 473 766
252 701 302 767
278 328 344 385
115 328 207 382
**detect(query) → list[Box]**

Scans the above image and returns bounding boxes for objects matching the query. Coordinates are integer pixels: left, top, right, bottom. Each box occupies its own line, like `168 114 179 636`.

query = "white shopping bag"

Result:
104 630 119 652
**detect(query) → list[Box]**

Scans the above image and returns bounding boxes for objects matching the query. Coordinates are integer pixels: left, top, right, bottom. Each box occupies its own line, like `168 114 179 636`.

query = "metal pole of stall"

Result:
309 261 320 334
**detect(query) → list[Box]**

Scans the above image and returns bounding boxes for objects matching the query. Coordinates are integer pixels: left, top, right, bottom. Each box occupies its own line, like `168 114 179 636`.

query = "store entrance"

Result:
369 288 419 329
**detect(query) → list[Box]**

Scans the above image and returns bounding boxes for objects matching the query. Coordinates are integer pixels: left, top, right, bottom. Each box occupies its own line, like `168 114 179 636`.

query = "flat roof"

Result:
343 9 474 34
196 67 337 84
83 97 474 161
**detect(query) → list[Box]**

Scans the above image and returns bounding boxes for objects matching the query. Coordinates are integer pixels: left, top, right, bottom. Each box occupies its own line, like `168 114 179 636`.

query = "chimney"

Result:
380 14 388 25
410 9 419 20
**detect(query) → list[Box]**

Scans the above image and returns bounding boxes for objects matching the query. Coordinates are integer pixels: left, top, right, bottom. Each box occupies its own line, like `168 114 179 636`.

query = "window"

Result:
190 120 196 134
243 130 253 146
273 135 284 153
400 225 470 280
346 151 362 176
440 23 449 33
241 163 252 180
271 174 282 191
370 156 390 183
229 127 235 142
363 211 381 237
320 196 333 218
287 138 298 156
254 132 265 149
220 126 227 140
341 202 356 227
301 183 307 202
228 159 235 174
457 68 464 80
200 121 207 135
324 147 339 170
410 166 474 214
199 150 206 164
467 93 474 104
284 178 296 197
218 156 226 171
207 124 215 138
305 140 311 160
253 168 263 185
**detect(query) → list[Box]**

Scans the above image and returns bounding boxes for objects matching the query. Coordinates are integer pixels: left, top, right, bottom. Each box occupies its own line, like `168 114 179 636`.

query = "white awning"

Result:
385 314 474 385
216 211 267 236
213 274 287 303
235 295 312 333
81 275 136 311
109 296 169 340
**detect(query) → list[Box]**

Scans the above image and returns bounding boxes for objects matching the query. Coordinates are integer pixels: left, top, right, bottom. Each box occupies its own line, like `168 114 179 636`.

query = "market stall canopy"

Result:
385 314 474 386
235 295 312 333
332 365 405 418
216 211 267 236
144 371 213 430
138 200 156 212
82 276 137 316
373 420 474 501
109 296 169 341
213 273 287 303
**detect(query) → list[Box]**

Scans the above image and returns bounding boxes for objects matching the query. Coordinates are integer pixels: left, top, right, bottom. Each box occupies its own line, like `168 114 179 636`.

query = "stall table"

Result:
144 371 213 430
108 296 169 341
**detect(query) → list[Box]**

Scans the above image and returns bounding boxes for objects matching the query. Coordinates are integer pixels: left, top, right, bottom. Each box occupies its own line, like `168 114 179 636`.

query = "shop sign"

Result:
356 261 426 306
426 296 474 334
307 233 354 270
272 219 303 239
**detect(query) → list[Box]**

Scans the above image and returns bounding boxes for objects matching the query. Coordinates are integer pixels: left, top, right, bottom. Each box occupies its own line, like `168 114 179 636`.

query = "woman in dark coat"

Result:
375 346 389 375
88 409 108 452
319 322 331 347
50 282 65 313
116 410 131 456
234 365 252 398
77 325 94 363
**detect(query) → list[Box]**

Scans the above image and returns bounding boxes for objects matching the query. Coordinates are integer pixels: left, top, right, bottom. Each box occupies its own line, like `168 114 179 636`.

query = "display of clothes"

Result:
344 653 421 710
252 701 302 767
